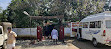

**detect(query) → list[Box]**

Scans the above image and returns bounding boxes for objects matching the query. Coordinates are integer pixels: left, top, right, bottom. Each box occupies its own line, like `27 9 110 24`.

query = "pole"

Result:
30 17 32 40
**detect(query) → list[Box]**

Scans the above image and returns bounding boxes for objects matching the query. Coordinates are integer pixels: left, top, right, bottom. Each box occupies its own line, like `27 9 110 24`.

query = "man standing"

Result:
51 26 58 44
7 27 17 49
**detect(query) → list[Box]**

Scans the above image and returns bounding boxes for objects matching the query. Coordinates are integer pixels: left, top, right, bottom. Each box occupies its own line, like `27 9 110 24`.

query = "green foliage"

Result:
0 6 2 22
0 6 8 22
104 0 111 11
0 6 1 9
2 0 107 28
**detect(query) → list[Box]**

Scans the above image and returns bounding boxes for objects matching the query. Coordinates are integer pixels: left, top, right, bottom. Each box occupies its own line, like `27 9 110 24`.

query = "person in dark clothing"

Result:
43 26 47 36
47 25 54 36
43 26 49 37
45 26 49 36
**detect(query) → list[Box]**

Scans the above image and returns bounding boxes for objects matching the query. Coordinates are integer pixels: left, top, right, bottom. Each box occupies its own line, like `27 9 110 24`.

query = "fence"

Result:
12 28 37 38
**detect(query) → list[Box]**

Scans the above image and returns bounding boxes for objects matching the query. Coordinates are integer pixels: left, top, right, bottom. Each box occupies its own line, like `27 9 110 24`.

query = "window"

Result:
90 22 95 28
83 22 88 28
0 28 2 34
95 21 101 28
90 21 101 28
106 20 111 28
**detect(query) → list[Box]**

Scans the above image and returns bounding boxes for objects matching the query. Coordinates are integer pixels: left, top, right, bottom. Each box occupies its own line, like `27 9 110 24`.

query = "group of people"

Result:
43 24 59 44
6 26 59 49
6 21 59 49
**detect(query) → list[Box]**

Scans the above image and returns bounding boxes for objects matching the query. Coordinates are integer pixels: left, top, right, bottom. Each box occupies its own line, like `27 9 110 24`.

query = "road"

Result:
70 38 111 49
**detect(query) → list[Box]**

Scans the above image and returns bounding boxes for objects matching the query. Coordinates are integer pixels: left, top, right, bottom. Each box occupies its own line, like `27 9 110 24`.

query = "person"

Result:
51 26 58 44
47 24 53 39
7 27 17 49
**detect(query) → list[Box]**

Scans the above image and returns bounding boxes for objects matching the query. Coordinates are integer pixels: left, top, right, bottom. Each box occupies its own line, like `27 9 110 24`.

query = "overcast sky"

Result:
0 0 12 10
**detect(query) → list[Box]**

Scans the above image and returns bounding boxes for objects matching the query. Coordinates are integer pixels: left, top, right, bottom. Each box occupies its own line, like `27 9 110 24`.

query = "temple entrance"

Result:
29 15 64 41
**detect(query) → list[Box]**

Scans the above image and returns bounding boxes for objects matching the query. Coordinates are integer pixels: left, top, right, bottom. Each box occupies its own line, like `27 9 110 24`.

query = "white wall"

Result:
64 27 71 37
12 28 37 37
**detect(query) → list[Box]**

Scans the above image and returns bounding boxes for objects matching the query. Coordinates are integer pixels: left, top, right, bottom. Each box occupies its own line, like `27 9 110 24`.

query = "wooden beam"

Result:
29 15 64 19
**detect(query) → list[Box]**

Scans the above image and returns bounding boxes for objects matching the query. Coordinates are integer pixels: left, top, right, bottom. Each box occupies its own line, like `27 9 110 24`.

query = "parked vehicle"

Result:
77 11 111 47
0 22 12 49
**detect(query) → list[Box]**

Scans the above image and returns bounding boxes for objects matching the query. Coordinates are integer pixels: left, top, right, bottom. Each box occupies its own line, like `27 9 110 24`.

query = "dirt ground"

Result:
15 38 79 49
16 43 79 49
15 37 111 49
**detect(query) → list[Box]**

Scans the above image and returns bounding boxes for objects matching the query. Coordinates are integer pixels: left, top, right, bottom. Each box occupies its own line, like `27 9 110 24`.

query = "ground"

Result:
72 39 111 49
15 38 111 49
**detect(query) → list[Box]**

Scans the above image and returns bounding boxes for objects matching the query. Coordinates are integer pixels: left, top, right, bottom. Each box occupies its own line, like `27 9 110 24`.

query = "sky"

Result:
0 0 12 10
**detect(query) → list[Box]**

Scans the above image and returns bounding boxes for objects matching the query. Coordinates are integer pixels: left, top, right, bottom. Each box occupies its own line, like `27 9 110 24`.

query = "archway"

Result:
29 15 64 41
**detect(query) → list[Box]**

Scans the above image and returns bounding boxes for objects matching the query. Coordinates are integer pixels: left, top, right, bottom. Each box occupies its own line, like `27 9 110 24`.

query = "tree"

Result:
69 0 106 21
104 0 111 11
3 0 106 28
0 6 2 13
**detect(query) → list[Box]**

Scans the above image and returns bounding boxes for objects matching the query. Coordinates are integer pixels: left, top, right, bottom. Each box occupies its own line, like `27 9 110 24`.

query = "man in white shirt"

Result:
7 27 17 49
51 27 58 44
